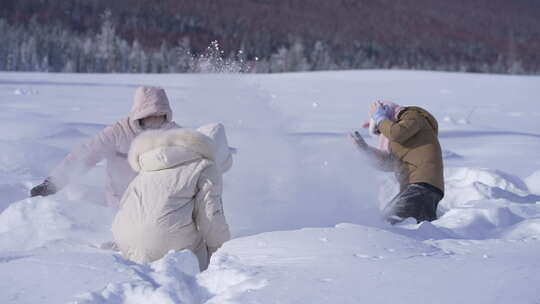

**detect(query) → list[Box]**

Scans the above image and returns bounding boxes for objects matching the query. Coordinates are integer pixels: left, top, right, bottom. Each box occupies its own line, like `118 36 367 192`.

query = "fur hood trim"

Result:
128 128 216 172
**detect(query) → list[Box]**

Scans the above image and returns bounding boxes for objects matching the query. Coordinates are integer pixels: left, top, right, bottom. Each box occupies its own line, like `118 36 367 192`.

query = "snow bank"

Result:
435 201 527 239
199 224 442 304
377 167 540 239
0 198 72 251
501 218 540 240
379 167 533 211
76 251 205 304
199 252 267 303
198 223 540 304
0 196 115 252
436 167 540 239
442 167 528 208
0 249 131 303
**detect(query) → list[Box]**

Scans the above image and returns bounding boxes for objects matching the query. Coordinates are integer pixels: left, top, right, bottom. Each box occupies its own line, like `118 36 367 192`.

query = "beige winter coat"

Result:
378 106 445 193
111 128 231 270
49 87 177 206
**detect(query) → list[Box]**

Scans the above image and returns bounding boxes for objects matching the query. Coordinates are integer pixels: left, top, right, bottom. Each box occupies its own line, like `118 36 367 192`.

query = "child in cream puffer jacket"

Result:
112 127 231 270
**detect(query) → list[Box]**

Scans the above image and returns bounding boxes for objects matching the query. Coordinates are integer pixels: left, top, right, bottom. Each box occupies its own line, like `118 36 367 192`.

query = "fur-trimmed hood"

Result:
128 128 216 172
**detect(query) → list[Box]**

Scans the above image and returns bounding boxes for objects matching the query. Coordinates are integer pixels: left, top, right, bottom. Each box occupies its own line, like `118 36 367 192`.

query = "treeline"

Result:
0 15 332 73
1 0 539 74
0 15 194 73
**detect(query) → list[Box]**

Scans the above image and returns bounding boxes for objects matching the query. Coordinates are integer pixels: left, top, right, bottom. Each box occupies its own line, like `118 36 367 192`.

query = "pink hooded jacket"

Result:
49 87 178 206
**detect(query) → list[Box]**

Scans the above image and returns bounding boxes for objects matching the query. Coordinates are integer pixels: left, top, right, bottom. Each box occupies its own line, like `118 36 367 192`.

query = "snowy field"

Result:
0 70 539 303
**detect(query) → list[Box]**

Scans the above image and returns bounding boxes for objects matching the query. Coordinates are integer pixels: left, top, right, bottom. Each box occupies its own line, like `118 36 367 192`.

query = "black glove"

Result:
350 131 368 150
30 178 57 197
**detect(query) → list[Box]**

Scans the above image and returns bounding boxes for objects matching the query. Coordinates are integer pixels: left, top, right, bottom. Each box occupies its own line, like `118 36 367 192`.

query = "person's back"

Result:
379 106 444 193
112 128 231 270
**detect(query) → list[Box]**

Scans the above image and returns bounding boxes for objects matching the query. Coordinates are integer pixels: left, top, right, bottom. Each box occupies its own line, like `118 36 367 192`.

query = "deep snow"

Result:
0 70 539 303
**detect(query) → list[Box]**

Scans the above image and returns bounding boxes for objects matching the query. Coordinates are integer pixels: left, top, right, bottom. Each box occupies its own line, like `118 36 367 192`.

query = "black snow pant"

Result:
382 183 444 224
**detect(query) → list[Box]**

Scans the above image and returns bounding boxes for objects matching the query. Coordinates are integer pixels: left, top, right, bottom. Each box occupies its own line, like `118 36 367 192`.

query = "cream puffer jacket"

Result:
111 128 231 270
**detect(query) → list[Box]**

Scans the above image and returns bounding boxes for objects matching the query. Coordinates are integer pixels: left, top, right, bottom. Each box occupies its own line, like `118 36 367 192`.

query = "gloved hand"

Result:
371 102 393 127
30 178 57 197
350 131 368 150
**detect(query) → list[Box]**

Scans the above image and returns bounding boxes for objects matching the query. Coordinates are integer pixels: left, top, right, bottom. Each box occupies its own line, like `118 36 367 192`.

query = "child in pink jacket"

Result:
30 86 178 206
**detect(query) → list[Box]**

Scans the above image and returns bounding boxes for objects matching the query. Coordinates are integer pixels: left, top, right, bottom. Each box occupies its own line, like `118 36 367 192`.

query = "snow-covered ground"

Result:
0 70 539 303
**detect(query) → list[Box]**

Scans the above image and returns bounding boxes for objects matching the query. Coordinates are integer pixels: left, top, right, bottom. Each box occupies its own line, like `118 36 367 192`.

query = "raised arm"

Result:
364 146 396 172
350 132 395 172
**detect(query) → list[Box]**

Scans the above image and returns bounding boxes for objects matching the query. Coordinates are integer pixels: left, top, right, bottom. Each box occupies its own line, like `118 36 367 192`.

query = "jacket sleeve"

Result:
378 110 425 144
363 146 396 172
194 163 231 251
49 125 117 188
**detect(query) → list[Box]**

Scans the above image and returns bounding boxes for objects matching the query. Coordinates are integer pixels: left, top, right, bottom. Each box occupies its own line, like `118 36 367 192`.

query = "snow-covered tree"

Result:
287 41 310 72
310 41 336 71
96 10 118 72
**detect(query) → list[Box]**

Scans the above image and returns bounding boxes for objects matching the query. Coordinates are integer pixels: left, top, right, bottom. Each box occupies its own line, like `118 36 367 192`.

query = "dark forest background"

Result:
1 0 539 74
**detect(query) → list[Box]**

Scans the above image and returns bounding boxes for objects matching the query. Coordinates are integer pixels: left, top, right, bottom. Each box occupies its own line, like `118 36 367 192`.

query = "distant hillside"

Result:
1 0 539 73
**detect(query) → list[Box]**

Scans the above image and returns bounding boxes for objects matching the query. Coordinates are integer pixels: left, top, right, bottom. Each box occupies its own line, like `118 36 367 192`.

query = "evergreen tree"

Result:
310 41 335 70
269 47 289 73
172 38 193 73
96 10 118 72
128 40 144 73
287 41 310 72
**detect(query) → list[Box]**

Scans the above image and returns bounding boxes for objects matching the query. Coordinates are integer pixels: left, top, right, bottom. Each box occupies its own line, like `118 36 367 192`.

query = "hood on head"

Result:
128 128 216 172
129 86 173 130
405 106 439 134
